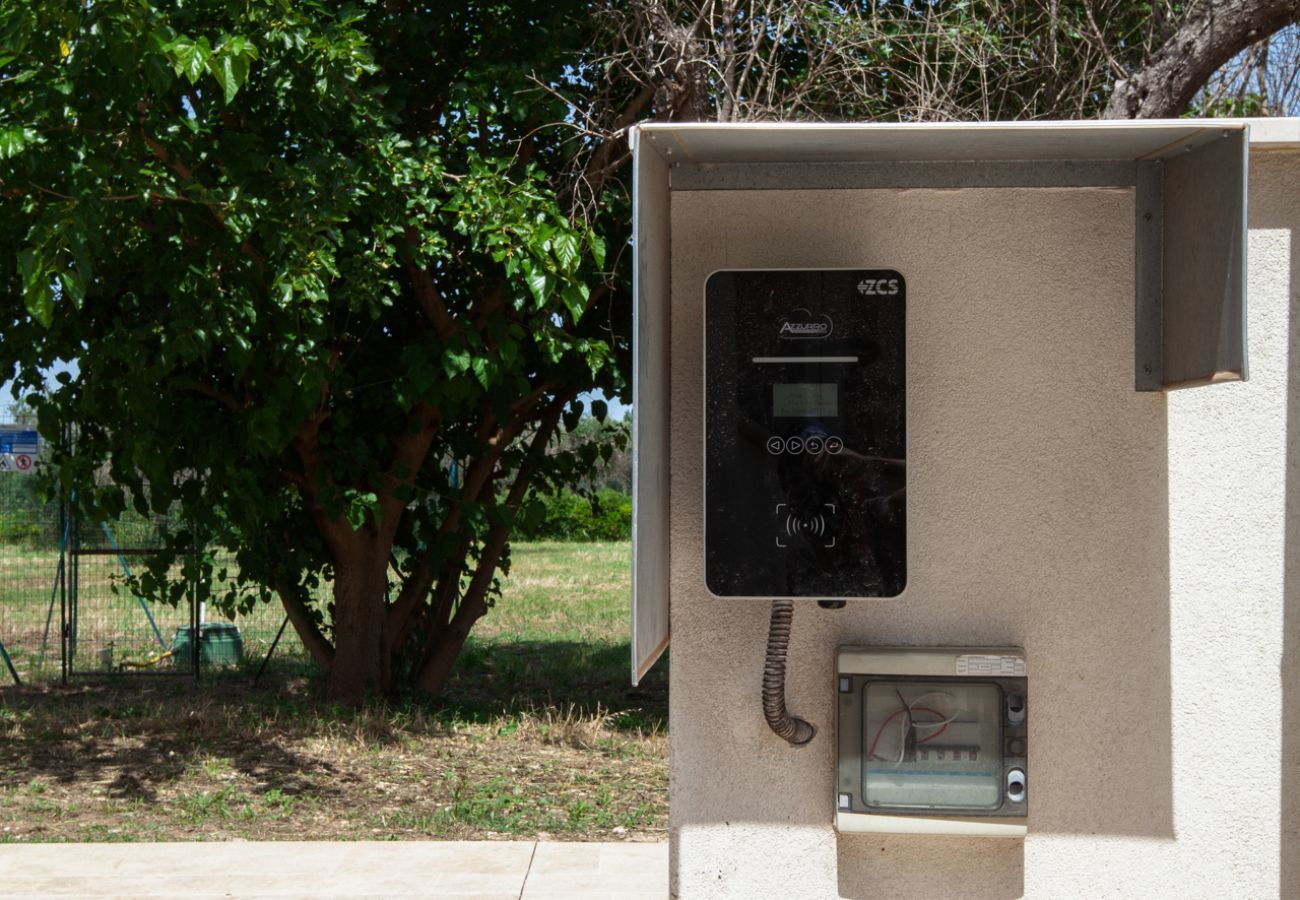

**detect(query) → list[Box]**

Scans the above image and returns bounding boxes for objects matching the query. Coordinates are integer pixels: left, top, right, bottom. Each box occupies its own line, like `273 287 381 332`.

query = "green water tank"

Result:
171 623 243 667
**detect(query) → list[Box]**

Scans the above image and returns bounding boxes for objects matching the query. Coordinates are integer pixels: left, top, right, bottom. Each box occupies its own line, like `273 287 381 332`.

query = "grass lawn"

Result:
0 541 668 843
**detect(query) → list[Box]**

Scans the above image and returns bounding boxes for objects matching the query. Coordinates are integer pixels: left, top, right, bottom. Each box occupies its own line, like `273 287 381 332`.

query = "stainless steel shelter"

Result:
629 119 1270 682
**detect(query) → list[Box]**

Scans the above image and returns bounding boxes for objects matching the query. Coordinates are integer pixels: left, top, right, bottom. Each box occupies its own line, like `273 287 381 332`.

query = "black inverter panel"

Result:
704 269 906 599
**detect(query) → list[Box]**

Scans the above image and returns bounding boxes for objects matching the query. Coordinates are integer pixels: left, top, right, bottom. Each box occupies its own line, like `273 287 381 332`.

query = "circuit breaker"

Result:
836 647 1028 836
704 269 906 599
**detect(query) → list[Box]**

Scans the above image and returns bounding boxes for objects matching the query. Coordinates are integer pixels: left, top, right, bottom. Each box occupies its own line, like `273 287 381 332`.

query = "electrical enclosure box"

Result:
704 269 906 599
836 646 1028 837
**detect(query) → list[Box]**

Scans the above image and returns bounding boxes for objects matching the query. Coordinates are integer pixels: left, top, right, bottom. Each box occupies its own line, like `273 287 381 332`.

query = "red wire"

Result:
866 705 949 760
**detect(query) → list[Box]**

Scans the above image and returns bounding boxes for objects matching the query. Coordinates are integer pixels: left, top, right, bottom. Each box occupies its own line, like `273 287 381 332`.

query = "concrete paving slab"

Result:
0 840 668 899
522 841 669 899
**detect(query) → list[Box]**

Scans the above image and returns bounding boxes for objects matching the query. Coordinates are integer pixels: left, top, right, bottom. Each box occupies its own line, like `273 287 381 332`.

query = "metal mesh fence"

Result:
0 468 323 685
0 469 64 683
67 509 195 678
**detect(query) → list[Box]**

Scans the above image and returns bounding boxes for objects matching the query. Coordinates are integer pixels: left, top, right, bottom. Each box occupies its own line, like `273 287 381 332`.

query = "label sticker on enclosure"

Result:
955 655 1025 677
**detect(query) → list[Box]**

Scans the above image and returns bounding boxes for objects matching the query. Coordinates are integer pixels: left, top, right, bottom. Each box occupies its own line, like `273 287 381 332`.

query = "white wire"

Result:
906 690 959 729
884 690 961 764
869 689 966 764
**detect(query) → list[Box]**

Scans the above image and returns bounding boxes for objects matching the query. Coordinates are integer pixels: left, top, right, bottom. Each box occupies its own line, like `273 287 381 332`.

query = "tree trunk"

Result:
1103 0 1299 118
413 607 484 697
412 398 570 696
275 572 335 673
325 540 391 703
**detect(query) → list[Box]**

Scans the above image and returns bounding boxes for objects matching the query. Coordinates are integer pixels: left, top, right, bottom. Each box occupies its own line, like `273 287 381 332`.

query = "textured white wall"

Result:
667 147 1298 899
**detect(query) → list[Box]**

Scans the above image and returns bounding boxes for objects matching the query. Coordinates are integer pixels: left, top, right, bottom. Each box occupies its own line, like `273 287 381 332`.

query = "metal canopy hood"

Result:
636 119 1242 163
629 119 1260 683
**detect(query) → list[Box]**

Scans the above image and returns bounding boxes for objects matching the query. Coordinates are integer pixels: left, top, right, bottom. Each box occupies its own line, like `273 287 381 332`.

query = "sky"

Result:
0 359 78 420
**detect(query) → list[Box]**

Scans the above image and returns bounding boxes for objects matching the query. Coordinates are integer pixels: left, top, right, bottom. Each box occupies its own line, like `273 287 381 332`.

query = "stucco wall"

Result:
667 147 1298 899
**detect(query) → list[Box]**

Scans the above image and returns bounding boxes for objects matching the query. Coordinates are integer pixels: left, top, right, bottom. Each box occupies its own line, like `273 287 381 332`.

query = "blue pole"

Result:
36 512 69 674
100 522 167 649
0 637 20 685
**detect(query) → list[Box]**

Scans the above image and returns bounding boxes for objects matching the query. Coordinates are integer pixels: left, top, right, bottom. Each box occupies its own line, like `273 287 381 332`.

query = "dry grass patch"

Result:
0 540 667 842
0 680 665 843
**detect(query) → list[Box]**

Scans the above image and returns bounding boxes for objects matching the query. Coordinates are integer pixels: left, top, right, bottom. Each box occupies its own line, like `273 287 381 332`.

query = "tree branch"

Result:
386 385 557 642
169 376 246 413
374 402 441 548
1104 0 1300 117
413 394 570 693
452 414 565 627
275 575 335 672
140 131 267 270
403 228 456 340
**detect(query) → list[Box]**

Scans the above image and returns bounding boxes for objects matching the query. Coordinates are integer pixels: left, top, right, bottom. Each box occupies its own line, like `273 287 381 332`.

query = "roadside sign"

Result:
0 426 39 455
0 425 39 475
0 452 32 473
0 452 36 475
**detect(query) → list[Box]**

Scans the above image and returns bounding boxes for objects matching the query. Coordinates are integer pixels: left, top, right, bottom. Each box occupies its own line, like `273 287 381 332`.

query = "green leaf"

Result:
559 283 589 322
211 53 237 104
553 232 580 272
443 348 472 376
209 39 255 104
588 233 606 268
61 232 93 310
525 269 550 306
345 491 379 530
18 249 53 327
58 270 86 309
167 36 211 84
0 127 37 159
562 401 583 432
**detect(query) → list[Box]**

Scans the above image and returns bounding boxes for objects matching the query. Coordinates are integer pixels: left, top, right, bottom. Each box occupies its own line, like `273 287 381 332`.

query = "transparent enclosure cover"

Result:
862 680 1002 811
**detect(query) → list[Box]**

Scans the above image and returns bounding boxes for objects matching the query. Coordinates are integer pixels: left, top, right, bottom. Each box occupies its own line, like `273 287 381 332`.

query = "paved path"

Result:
0 840 668 899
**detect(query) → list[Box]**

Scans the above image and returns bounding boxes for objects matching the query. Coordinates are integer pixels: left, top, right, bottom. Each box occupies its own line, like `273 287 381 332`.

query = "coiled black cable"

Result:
762 597 816 745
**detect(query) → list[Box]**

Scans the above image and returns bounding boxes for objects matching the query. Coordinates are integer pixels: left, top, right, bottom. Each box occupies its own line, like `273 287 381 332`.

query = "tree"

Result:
1104 1 1300 117
0 1 627 702
586 1 1187 124
585 2 1298 127
5 0 1295 705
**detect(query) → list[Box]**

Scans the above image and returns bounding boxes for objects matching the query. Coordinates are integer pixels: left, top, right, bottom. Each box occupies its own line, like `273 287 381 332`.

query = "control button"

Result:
1007 693 1026 726
785 436 804 454
825 436 844 454
1006 769 1027 803
804 436 824 454
766 436 784 455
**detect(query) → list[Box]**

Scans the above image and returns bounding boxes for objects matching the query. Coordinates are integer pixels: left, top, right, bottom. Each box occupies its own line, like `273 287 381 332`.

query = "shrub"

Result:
517 489 631 542
0 510 42 546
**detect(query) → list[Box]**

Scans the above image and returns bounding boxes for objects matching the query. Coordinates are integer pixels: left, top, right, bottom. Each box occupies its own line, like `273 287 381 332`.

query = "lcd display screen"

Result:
773 383 838 418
